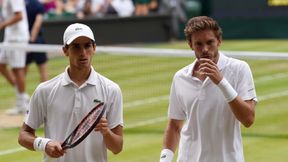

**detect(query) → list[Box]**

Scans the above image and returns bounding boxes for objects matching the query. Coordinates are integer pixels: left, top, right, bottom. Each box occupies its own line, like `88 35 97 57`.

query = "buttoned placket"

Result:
74 87 81 109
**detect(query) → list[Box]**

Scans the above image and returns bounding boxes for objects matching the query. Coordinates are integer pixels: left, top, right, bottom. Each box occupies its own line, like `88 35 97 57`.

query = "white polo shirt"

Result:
25 67 123 162
168 53 257 162
2 0 29 42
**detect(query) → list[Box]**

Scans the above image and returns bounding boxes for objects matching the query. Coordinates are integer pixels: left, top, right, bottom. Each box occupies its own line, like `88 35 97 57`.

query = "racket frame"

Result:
61 102 105 149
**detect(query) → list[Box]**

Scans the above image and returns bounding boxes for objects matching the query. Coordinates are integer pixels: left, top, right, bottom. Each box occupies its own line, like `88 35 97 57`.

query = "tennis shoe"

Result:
6 93 30 116
6 107 27 115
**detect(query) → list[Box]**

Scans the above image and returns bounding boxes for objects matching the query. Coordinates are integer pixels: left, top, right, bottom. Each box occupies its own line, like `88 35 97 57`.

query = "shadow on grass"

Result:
242 132 288 139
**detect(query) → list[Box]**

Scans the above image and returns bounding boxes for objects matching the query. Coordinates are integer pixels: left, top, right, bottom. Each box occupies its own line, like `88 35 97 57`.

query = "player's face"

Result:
189 29 221 63
63 36 96 70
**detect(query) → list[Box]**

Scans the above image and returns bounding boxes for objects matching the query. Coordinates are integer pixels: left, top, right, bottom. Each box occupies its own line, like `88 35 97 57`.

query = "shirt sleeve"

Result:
106 84 124 129
168 75 186 120
25 85 46 129
11 0 25 12
236 61 258 102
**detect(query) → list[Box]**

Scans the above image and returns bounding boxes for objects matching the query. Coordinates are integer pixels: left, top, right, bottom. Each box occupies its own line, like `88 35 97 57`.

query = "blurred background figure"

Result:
133 0 158 16
110 0 135 17
147 0 159 14
39 0 64 18
76 0 135 19
25 0 48 83
159 0 187 39
76 0 116 19
0 0 30 115
134 0 149 16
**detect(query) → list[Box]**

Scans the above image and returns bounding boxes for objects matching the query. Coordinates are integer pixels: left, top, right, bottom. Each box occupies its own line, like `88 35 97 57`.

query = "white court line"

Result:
255 72 288 83
1 43 288 59
0 147 25 156
125 116 167 129
258 90 288 101
124 95 169 109
1 90 288 156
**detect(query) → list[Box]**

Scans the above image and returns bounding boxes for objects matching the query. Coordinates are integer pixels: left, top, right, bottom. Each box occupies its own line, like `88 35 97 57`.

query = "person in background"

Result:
147 0 158 13
25 0 48 82
159 16 257 162
158 0 186 39
110 0 135 17
0 0 30 115
76 0 106 18
18 23 123 162
133 0 158 16
134 0 149 16
76 0 116 19
39 0 64 18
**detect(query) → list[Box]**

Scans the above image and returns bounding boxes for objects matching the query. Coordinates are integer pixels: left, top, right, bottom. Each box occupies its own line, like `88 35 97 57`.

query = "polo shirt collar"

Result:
62 66 98 86
187 52 228 76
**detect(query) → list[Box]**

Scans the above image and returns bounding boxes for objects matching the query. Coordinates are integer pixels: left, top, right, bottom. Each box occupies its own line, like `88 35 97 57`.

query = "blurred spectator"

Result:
147 0 158 13
159 0 187 39
134 0 158 16
39 0 64 18
25 0 48 82
134 0 149 16
39 0 56 12
76 0 121 19
0 0 30 115
111 0 134 17
64 0 78 15
76 0 111 18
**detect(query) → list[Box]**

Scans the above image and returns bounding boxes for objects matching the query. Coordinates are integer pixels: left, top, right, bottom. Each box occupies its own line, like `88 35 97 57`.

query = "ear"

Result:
188 40 193 50
62 46 69 57
217 38 222 47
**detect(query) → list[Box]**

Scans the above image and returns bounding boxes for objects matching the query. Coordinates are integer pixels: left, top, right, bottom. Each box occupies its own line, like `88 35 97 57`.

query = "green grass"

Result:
1 39 288 162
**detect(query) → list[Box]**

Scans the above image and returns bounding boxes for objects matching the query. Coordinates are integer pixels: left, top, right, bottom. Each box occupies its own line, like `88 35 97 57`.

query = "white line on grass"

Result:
1 90 288 156
255 72 288 83
124 95 169 109
125 116 167 129
258 90 288 101
0 147 25 156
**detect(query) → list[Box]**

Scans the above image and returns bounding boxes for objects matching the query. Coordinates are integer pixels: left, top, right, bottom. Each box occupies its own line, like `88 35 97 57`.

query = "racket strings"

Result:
72 109 101 142
62 102 105 149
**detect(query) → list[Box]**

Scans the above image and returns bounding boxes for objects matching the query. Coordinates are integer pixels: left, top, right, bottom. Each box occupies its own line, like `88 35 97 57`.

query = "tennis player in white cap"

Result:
18 23 123 162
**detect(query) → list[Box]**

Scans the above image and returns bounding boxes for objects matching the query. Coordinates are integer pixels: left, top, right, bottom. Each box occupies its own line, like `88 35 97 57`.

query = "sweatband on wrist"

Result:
160 149 174 162
33 137 51 151
217 78 238 102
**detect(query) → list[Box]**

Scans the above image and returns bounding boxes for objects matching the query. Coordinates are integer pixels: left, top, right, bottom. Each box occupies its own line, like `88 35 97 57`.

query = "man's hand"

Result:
198 58 223 84
45 141 66 158
95 117 110 136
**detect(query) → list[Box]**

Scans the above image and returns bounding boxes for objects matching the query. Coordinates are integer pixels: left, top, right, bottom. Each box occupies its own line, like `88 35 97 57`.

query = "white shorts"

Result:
0 42 27 68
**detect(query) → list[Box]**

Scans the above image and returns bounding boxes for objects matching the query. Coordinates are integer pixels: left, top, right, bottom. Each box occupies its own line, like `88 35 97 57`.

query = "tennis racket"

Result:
61 101 106 149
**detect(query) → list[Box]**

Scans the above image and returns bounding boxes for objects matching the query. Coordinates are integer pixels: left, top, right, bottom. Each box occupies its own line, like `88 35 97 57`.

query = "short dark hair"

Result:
184 16 223 44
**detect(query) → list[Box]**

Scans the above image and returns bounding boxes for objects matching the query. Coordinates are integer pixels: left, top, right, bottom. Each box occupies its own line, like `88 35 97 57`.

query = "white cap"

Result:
63 23 95 45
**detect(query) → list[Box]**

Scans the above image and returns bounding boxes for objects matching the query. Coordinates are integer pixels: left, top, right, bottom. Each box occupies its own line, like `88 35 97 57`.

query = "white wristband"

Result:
217 78 238 102
160 149 174 162
33 137 51 151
